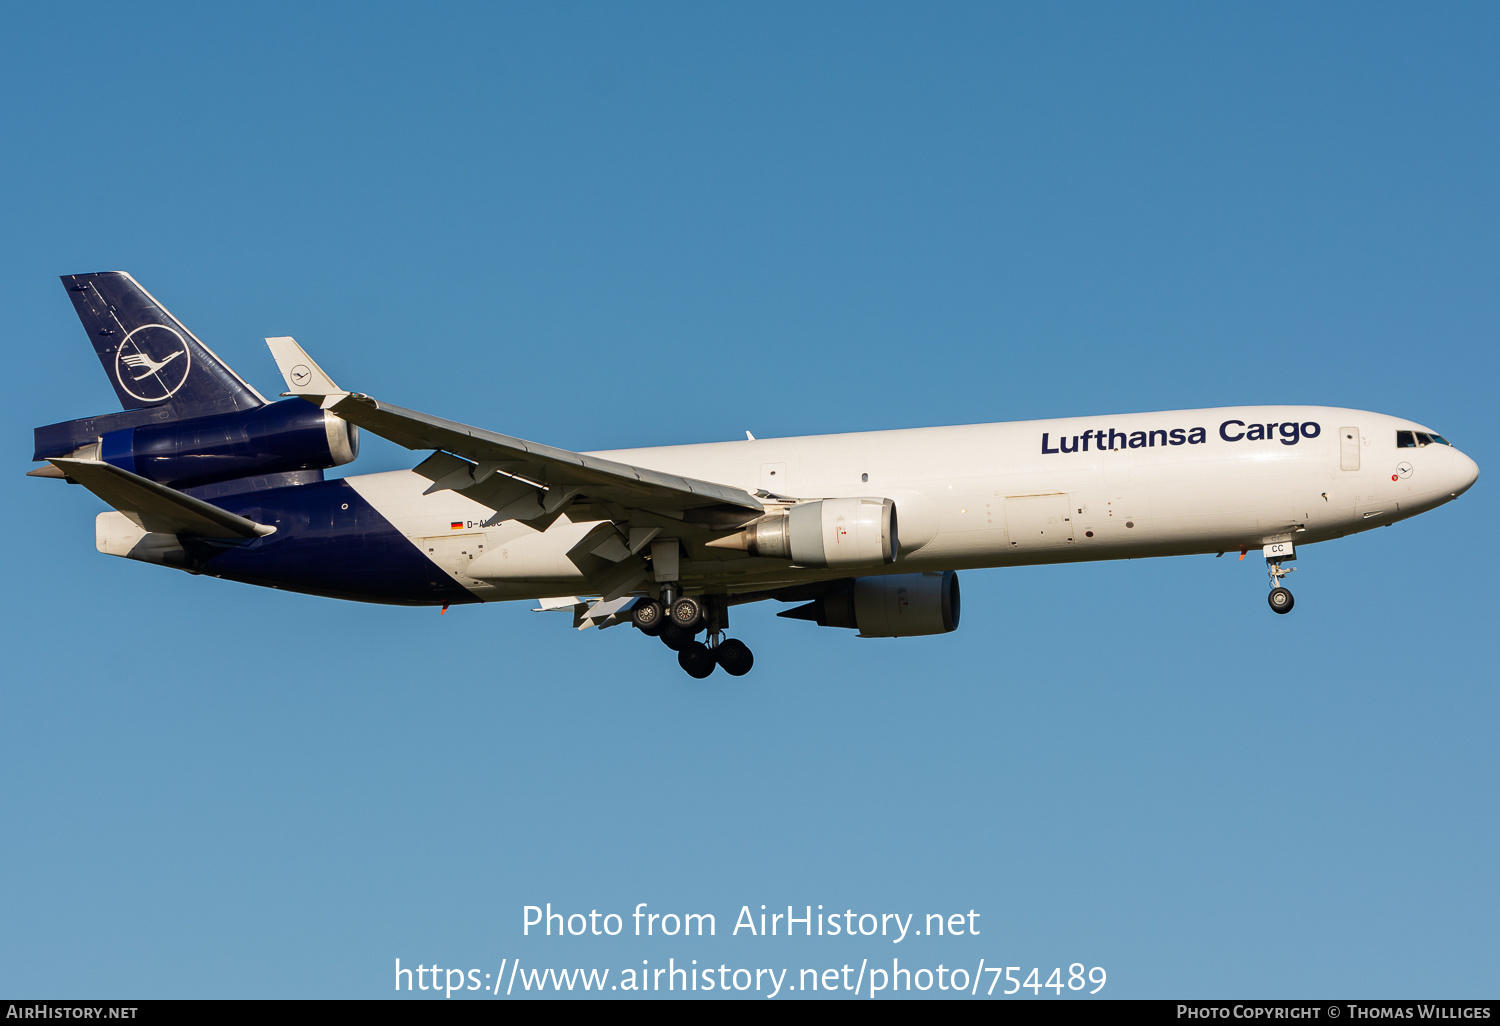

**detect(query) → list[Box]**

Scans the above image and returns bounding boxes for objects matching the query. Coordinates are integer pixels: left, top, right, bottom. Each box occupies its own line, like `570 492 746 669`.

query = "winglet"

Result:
266 337 346 407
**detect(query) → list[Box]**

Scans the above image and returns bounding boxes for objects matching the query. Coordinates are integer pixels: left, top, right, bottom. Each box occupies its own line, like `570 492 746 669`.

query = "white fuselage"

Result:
339 406 1479 601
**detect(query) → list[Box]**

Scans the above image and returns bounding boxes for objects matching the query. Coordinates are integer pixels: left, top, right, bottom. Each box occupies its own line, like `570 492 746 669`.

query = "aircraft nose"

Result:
1451 450 1479 497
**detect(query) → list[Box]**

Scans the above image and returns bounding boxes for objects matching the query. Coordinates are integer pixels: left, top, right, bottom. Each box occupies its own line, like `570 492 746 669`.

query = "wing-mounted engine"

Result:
778 571 960 637
706 497 898 568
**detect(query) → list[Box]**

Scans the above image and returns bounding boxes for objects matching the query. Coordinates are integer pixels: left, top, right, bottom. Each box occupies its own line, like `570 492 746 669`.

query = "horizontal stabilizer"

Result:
48 458 275 539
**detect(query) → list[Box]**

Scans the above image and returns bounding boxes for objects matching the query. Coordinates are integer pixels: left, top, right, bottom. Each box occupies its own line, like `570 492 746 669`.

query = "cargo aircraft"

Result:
32 273 1479 677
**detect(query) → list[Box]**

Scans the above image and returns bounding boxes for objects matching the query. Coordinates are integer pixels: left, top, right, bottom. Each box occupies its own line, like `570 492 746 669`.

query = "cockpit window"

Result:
1398 430 1453 448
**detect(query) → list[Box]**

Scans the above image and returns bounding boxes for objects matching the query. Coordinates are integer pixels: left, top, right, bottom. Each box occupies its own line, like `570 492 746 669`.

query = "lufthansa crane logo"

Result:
289 364 313 387
114 324 192 403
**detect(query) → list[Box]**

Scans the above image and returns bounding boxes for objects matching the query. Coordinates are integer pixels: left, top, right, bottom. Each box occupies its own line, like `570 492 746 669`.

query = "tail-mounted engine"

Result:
34 399 359 491
708 497 898 568
779 571 961 638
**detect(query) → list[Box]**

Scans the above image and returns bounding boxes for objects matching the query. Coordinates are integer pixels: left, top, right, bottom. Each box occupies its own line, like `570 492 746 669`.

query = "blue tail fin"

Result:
61 272 266 415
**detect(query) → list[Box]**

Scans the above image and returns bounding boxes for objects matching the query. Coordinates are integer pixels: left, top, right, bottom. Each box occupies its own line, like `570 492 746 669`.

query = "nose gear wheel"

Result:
1266 557 1296 615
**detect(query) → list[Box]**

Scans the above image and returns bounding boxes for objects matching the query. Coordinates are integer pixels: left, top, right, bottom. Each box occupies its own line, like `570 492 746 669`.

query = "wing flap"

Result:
49 458 275 539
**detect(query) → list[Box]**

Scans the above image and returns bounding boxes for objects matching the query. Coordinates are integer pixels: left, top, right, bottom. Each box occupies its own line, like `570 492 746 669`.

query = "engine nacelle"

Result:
780 571 961 638
96 399 359 490
715 497 897 568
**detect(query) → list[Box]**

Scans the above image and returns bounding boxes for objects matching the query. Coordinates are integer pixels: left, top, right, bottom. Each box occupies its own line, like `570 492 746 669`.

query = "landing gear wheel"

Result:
678 641 716 678
658 623 694 651
632 600 665 635
1268 587 1294 614
714 638 754 677
670 596 704 630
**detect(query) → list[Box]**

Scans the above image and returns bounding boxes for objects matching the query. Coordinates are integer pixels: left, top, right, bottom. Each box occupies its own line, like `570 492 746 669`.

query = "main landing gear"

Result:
632 592 754 678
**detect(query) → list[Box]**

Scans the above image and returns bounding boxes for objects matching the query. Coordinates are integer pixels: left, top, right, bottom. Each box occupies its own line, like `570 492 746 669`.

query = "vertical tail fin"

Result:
60 272 266 415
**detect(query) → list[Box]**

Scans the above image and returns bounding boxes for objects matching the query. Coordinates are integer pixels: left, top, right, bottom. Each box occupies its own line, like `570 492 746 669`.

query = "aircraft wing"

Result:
267 337 765 528
48 458 275 539
327 392 764 519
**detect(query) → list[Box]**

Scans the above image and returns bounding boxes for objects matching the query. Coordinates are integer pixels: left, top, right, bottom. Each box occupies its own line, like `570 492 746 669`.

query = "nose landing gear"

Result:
1265 544 1297 615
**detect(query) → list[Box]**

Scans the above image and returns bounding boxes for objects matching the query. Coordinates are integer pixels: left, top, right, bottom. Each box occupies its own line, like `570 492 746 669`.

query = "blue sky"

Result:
1 2 1495 999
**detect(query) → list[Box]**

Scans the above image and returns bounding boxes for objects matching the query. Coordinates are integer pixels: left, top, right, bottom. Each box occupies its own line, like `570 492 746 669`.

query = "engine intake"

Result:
710 497 897 568
779 571 961 638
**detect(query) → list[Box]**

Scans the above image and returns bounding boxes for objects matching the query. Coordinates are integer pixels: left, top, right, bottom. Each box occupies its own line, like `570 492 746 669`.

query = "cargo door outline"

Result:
1004 493 1075 548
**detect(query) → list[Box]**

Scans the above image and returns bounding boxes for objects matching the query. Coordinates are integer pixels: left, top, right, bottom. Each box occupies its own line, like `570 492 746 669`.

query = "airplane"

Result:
31 272 1480 678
